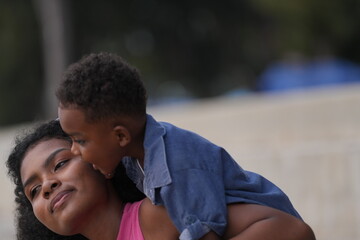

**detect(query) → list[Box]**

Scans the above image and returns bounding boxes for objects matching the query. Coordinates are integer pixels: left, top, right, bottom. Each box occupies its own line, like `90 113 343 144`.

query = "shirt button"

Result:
185 215 197 225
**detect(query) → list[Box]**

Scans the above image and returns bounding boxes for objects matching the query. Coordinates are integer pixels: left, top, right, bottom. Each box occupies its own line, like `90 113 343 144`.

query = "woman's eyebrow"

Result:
43 148 69 169
22 148 69 188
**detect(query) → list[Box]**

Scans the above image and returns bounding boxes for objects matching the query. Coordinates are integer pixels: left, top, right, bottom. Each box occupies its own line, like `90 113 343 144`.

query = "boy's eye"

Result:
74 139 86 145
54 160 69 172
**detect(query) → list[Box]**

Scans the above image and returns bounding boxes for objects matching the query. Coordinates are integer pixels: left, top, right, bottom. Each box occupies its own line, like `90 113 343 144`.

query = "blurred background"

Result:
1 0 360 239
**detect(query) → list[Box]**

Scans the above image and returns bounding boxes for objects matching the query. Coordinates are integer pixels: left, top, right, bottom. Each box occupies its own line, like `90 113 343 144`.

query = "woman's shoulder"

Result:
139 198 179 240
139 198 168 225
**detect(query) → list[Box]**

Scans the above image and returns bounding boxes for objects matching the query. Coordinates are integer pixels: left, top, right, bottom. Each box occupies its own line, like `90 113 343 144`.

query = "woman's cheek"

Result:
33 202 47 222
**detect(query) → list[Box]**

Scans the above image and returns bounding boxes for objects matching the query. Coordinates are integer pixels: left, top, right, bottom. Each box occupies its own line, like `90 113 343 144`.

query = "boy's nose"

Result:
71 143 80 155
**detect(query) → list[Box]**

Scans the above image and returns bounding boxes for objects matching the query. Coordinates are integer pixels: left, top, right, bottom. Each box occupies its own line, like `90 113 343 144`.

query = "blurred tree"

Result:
69 0 360 99
33 0 73 119
251 0 360 60
70 0 267 100
0 0 359 126
0 1 42 126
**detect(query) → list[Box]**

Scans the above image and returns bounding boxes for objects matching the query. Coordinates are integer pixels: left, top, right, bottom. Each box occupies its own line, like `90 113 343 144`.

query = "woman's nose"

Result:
43 179 60 199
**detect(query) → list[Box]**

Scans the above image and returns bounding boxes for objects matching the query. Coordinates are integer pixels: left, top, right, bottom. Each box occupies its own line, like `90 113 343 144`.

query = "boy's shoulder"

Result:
145 115 223 165
151 118 214 147
145 114 200 140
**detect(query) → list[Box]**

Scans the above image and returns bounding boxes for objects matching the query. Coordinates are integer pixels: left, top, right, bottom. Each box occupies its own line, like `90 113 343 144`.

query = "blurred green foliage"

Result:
0 1 42 126
0 0 359 126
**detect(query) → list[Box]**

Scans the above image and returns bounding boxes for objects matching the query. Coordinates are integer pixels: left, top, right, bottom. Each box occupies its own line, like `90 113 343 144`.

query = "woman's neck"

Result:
81 182 124 240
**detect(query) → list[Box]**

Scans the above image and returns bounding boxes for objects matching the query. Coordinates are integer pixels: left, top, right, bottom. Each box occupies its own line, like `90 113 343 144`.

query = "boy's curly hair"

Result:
56 52 147 122
6 120 144 240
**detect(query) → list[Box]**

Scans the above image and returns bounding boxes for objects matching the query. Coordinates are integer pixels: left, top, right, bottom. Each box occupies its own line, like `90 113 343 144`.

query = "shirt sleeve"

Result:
158 167 227 240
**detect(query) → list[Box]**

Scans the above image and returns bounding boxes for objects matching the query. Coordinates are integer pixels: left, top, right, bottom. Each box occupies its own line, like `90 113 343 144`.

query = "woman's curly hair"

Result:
6 120 144 240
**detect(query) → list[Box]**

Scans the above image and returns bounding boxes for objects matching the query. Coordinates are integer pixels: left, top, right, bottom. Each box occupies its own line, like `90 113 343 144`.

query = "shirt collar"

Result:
143 114 172 189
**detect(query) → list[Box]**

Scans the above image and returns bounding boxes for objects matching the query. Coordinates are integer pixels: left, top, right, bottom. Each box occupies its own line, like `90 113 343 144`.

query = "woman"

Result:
6 120 315 240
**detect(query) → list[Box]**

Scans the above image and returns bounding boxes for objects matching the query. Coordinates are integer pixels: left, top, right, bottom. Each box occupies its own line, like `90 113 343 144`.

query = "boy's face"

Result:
58 106 124 177
20 138 109 235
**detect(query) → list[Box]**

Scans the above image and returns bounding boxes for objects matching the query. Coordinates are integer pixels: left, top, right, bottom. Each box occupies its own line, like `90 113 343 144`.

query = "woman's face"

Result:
20 138 109 235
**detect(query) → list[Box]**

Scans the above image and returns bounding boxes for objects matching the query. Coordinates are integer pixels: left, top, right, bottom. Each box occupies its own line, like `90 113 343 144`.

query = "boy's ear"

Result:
113 125 131 147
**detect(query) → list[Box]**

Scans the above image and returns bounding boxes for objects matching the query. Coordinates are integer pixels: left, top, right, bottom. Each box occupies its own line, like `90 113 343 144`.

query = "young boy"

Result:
56 52 302 240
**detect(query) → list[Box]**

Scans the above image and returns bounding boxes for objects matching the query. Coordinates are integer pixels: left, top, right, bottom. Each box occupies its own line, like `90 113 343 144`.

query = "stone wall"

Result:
1 84 359 239
150 84 360 240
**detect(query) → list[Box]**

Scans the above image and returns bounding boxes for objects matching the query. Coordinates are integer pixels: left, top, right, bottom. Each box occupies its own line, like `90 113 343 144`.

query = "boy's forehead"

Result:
58 107 111 134
58 107 87 130
58 107 86 121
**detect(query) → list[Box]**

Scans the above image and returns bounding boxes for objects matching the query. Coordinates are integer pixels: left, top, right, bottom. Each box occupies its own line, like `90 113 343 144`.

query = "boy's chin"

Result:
92 164 114 179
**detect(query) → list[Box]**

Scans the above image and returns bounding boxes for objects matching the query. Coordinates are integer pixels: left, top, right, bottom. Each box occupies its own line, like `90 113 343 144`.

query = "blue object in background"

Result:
258 57 360 92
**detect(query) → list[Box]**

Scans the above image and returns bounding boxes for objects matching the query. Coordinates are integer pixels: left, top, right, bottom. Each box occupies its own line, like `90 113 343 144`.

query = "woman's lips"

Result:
50 190 73 213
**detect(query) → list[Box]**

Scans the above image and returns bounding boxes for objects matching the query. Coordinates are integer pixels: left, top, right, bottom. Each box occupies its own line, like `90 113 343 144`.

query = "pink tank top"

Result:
117 200 144 240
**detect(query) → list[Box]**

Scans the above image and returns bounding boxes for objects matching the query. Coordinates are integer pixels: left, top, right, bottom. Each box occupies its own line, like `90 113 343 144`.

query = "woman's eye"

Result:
30 186 40 198
54 160 69 172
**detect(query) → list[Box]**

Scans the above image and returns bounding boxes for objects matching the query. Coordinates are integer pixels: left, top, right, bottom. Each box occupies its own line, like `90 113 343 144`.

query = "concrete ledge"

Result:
1 83 360 239
149 84 360 240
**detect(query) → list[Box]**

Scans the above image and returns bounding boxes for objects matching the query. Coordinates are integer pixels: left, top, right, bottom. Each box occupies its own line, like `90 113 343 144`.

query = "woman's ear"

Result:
113 125 131 147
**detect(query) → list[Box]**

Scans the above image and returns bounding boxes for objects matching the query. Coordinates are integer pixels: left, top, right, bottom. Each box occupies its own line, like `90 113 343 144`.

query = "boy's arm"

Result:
142 201 315 240
223 203 316 240
199 204 315 240
159 168 228 239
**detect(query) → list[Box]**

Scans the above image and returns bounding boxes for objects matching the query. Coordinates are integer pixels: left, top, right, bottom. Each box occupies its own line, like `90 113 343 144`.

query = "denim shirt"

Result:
122 114 301 240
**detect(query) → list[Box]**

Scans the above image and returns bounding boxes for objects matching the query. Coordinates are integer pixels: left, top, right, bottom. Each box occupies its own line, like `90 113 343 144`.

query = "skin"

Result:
20 139 122 240
140 199 315 240
21 138 315 240
58 105 316 240
58 105 145 178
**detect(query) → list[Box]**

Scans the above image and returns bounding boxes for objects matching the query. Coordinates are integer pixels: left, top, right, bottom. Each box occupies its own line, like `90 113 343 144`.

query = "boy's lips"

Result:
92 164 99 170
50 190 73 213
